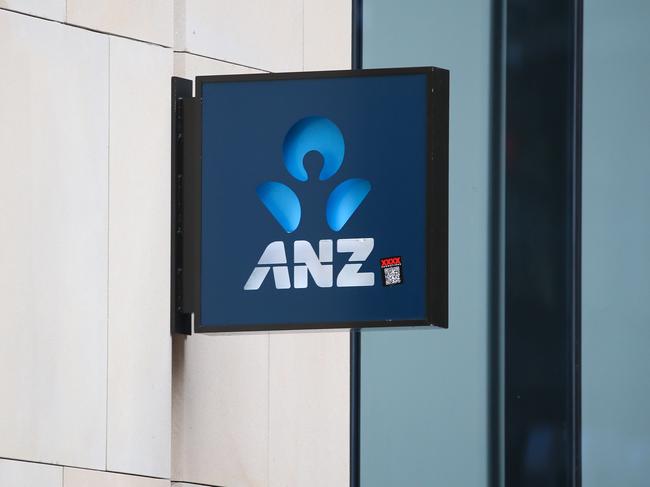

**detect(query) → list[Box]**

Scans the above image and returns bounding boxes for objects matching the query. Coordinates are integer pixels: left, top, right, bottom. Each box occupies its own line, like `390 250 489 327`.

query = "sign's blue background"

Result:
201 74 428 327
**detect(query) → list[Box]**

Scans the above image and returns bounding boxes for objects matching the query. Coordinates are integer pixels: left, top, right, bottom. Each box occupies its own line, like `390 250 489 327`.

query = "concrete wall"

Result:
0 2 351 486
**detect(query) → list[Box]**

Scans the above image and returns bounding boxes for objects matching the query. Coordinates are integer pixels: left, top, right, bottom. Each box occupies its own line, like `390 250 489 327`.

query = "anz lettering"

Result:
244 238 375 290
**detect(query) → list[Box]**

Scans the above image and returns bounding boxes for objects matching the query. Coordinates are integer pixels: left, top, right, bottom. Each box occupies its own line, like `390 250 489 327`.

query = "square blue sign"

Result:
186 68 448 332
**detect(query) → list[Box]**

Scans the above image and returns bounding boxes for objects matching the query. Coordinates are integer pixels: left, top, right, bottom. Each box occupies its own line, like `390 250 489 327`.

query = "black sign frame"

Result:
171 67 449 334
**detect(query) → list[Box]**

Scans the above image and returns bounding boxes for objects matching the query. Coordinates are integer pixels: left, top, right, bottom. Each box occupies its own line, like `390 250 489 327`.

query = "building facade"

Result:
0 2 351 486
3 1 650 487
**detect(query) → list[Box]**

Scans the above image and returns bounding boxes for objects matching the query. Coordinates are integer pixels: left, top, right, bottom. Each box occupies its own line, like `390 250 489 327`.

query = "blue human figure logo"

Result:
256 116 371 233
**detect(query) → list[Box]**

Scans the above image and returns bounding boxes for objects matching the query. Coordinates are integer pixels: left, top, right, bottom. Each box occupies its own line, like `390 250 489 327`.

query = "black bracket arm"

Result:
171 77 200 335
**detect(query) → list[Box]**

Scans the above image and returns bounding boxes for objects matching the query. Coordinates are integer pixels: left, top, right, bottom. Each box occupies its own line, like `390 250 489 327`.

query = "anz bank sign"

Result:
246 116 374 291
174 68 449 332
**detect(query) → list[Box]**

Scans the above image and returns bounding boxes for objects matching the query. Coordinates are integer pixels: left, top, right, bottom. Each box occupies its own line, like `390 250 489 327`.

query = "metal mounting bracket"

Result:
171 76 195 335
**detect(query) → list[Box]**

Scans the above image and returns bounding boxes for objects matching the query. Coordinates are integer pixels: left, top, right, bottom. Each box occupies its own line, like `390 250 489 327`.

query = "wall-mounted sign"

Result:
172 68 448 333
